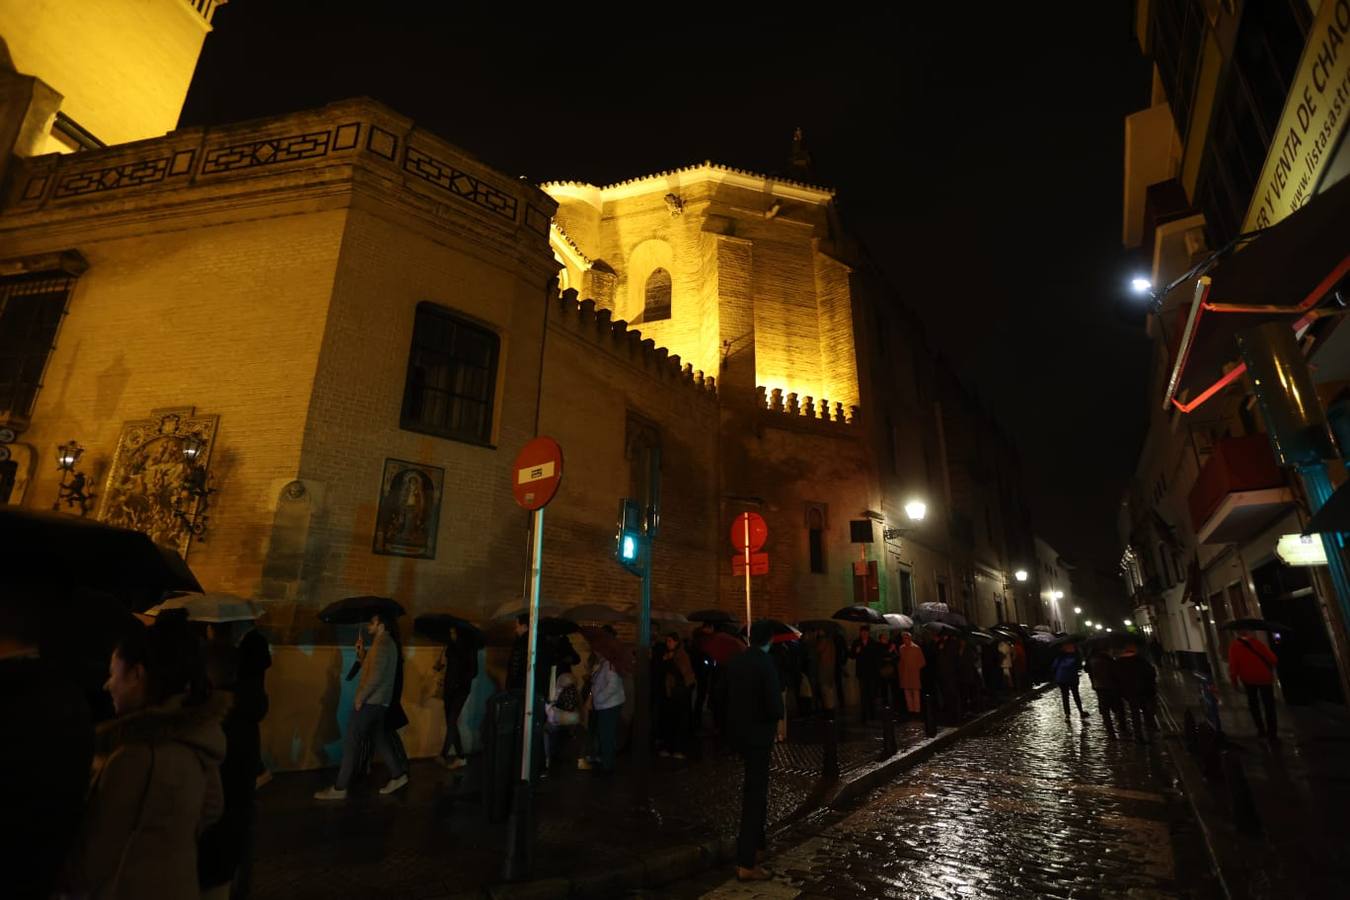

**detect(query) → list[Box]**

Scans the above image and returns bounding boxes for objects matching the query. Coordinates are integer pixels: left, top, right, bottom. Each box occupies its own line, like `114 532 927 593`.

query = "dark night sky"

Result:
181 5 1155 572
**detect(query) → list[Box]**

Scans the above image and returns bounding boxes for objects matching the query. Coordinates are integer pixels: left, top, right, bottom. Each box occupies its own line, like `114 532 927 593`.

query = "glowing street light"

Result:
1073 606 1082 614
1014 569 1028 583
1131 276 1153 294
1084 619 1093 627
1124 618 1133 627
1095 624 1104 631
1106 627 1113 632
1051 590 1064 600
904 498 927 522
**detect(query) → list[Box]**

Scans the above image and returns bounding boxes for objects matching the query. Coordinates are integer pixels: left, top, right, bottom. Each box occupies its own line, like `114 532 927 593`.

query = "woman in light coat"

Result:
897 632 926 716
65 613 227 900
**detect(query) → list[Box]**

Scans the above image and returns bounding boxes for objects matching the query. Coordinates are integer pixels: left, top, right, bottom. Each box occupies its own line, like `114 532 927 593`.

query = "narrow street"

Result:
667 691 1218 899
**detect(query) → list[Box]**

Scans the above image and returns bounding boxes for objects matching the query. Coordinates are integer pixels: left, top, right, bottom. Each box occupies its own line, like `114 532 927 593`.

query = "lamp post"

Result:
173 431 216 541
53 440 94 515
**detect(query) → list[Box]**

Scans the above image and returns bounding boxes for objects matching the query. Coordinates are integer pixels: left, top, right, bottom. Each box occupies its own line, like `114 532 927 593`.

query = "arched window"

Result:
642 268 672 322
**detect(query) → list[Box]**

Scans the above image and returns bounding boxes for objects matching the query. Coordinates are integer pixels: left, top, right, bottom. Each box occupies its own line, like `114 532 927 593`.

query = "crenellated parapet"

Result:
755 385 858 430
549 288 718 400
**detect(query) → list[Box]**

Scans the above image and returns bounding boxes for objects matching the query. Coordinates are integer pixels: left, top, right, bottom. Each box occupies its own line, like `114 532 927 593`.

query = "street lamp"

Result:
1106 627 1113 632
1014 569 1028 582
1051 590 1064 600
1095 624 1104 631
903 498 927 522
1084 619 1093 627
1124 618 1133 627
173 430 216 540
1073 606 1082 614
53 440 94 515
1131 276 1153 294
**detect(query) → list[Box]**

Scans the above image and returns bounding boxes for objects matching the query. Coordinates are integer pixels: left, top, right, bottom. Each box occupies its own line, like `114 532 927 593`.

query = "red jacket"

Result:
1228 637 1277 686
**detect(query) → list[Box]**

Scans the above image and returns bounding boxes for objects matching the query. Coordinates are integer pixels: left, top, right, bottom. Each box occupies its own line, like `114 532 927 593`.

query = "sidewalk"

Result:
1156 666 1350 900
248 695 1040 900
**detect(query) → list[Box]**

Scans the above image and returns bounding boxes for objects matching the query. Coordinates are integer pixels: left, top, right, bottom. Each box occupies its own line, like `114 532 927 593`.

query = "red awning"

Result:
1165 175 1350 413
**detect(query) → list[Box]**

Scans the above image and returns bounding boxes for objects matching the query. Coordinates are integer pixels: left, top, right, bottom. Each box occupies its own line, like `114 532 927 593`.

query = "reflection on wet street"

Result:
677 691 1219 899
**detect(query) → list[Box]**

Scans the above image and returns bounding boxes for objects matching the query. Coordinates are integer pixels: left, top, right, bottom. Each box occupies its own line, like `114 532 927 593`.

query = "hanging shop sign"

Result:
1276 532 1329 567
1244 0 1350 230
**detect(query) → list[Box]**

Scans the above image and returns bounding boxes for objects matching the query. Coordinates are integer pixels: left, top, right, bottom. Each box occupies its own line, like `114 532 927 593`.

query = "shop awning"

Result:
1165 175 1350 413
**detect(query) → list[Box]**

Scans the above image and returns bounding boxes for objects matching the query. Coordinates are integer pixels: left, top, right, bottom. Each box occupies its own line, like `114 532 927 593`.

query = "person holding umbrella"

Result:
897 631 925 719
849 625 884 723
660 631 695 759
1051 642 1090 722
724 621 783 882
315 613 408 799
434 626 478 769
1228 627 1280 740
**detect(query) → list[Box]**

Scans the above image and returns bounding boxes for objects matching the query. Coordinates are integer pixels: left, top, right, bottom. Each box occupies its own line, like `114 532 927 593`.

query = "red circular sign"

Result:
730 512 768 552
512 437 564 510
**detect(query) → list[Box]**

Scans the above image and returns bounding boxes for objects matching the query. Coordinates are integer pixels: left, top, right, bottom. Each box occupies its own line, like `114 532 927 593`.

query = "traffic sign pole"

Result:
743 513 753 627
519 505 544 781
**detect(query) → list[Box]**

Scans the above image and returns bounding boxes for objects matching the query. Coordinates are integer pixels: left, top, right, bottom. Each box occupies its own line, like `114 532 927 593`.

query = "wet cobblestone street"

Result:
675 690 1219 900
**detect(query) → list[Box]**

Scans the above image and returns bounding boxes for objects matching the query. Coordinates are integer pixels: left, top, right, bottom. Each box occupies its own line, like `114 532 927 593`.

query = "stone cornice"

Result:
1 98 557 266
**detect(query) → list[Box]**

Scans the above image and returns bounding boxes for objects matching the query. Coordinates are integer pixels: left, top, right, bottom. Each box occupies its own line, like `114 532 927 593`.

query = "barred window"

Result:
400 303 499 445
642 268 672 322
0 273 75 421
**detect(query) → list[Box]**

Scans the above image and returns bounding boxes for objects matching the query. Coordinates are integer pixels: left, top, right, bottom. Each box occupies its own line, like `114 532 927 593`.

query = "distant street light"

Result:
1084 619 1093 627
904 499 927 522
1106 627 1113 632
1051 590 1064 600
1124 618 1133 626
1095 624 1104 631
1073 606 1082 614
1131 276 1153 294
1014 569 1028 582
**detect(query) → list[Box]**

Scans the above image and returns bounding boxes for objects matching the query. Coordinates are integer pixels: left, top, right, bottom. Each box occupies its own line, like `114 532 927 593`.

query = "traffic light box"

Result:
615 498 644 575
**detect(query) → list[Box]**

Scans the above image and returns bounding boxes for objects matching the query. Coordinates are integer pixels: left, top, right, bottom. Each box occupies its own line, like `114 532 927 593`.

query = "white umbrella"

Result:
883 613 914 630
151 592 259 623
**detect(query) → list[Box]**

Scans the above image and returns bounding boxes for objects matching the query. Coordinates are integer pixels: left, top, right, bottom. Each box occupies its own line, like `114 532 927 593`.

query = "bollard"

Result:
881 708 898 759
822 711 840 780
923 691 938 738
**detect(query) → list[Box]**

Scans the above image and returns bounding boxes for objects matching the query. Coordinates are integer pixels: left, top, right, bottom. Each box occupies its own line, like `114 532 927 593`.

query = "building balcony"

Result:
1188 434 1295 544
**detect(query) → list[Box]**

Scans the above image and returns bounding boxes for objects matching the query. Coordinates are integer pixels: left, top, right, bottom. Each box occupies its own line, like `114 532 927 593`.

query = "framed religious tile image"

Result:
373 458 444 559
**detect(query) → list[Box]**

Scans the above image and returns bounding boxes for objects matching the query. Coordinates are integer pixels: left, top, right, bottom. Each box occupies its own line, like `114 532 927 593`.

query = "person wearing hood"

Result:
1051 643 1090 722
64 611 227 900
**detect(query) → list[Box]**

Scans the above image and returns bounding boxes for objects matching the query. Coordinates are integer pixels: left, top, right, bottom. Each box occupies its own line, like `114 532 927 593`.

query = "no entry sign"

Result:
512 437 564 510
730 512 768 552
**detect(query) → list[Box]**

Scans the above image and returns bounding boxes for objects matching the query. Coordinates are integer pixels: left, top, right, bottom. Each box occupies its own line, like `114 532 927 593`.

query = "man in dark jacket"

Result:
1087 647 1127 738
1113 644 1153 743
850 626 884 723
724 621 783 882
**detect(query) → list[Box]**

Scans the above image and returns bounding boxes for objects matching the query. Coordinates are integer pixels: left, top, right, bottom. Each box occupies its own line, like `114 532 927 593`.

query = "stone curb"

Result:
826 684 1053 810
478 687 1051 899
1155 692 1241 900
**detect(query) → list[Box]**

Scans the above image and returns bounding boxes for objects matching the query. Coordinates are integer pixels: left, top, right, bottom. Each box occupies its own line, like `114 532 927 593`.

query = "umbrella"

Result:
1030 631 1056 643
413 613 485 647
914 602 968 628
799 619 843 635
1219 618 1294 633
563 603 630 624
650 608 691 625
318 596 406 625
579 625 634 676
739 619 801 644
1083 630 1145 651
0 507 201 610
1050 633 1088 647
152 592 258 623
698 630 746 664
964 629 997 644
832 604 884 624
920 621 961 635
483 614 579 647
882 613 914 630
688 609 735 624
491 599 564 620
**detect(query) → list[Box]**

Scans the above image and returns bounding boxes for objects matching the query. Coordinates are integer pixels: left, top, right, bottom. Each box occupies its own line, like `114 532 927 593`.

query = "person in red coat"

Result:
1228 630 1279 740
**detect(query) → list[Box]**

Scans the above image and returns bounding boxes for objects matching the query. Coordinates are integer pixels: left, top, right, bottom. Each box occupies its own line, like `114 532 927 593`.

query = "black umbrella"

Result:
1219 618 1294 633
1083 630 1145 651
920 621 961 635
563 603 629 624
799 619 843 635
688 609 735 624
832 604 884 624
413 613 484 647
738 619 802 644
319 596 406 625
1050 633 1088 647
0 507 201 610
963 629 997 644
